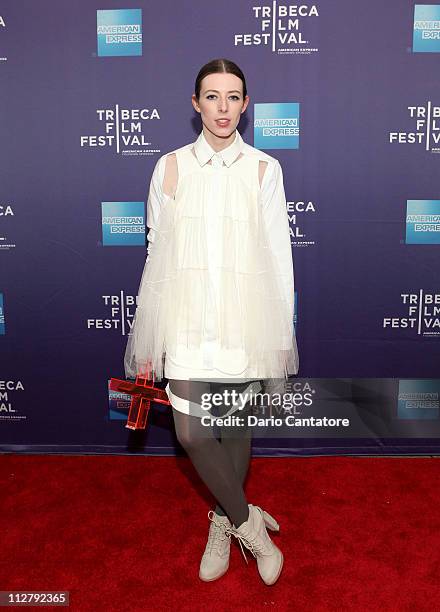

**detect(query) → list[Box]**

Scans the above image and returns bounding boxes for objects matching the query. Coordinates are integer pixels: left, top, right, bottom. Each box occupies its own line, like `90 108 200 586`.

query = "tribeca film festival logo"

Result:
254 103 300 149
413 4 440 53
97 9 142 57
0 202 15 251
383 291 440 337
389 103 440 153
0 381 25 422
87 292 136 335
80 105 160 156
288 199 316 247
234 4 319 54
406 200 440 244
86 291 296 338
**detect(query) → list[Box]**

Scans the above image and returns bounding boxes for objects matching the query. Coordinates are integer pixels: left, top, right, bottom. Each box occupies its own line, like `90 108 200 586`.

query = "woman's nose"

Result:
218 99 228 111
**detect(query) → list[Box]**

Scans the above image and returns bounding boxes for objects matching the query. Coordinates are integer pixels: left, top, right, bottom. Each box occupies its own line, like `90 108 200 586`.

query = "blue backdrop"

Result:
1 1 440 456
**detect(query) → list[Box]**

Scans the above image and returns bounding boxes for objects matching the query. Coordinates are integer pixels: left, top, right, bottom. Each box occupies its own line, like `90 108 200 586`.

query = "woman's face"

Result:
192 72 249 139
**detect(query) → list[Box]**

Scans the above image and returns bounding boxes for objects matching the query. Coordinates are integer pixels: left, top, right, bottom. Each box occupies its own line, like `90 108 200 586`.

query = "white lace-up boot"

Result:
199 510 232 581
225 503 283 585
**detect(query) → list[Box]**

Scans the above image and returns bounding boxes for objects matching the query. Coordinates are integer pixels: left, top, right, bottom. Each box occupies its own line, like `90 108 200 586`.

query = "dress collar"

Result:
193 128 244 168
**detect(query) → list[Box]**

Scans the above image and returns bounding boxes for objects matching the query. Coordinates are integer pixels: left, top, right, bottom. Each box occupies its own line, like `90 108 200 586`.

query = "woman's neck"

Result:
202 126 237 152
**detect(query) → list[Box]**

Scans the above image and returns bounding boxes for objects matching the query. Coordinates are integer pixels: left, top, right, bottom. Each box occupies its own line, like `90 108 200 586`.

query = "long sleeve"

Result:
260 159 295 325
146 228 156 262
145 155 165 263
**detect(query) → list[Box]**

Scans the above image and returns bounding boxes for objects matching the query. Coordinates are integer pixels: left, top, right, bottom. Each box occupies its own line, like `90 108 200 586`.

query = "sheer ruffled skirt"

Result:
124 184 299 382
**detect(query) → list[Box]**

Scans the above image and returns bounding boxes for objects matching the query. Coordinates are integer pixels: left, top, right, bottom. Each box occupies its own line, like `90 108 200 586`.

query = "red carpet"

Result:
1 454 440 611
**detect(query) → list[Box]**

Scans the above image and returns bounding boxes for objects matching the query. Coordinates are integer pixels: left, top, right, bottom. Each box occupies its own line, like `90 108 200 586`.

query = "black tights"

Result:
170 379 254 528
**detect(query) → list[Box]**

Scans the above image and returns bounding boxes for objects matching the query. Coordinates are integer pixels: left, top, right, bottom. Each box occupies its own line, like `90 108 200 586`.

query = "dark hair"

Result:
194 58 247 101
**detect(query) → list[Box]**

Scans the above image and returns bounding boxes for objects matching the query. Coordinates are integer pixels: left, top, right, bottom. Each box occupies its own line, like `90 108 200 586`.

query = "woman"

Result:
124 58 299 585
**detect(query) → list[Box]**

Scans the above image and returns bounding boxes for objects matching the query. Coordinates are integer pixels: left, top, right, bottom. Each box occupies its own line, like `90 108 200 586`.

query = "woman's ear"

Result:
241 95 250 114
191 94 200 113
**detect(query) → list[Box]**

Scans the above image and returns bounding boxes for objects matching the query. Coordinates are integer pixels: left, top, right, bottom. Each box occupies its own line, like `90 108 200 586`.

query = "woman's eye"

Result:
206 95 240 101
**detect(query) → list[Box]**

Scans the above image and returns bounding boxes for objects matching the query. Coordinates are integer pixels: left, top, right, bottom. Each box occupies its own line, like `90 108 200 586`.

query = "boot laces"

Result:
224 524 267 564
206 510 231 555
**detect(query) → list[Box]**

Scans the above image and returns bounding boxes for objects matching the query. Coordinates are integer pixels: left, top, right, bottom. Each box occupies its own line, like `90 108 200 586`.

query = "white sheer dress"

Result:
124 129 299 415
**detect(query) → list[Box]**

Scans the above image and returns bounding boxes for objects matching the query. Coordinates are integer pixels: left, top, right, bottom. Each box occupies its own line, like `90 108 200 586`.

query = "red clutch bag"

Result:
109 369 171 430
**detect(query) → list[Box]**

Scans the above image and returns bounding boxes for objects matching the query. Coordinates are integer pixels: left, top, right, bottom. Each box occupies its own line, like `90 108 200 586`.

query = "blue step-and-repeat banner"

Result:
1 1 440 456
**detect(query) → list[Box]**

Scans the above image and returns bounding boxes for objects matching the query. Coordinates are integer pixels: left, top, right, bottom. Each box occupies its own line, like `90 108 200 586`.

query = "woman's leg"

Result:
212 382 253 517
170 379 250 528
